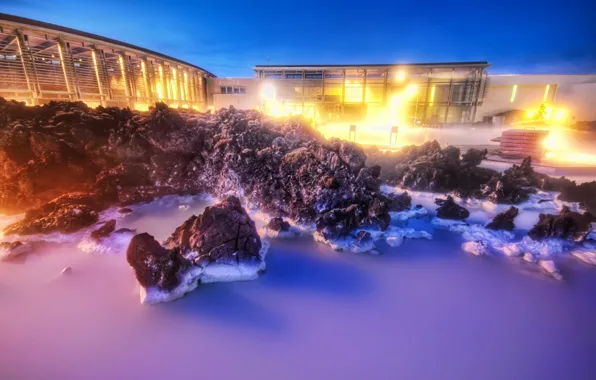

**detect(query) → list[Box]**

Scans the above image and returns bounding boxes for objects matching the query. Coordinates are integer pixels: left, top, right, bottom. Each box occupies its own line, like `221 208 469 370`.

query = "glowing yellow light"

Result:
260 83 276 101
84 101 100 109
543 84 550 102
553 109 567 121
405 84 418 97
134 103 150 111
396 70 406 82
157 65 165 99
544 106 553 120
510 85 517 103
526 110 535 118
429 85 436 105
170 68 178 100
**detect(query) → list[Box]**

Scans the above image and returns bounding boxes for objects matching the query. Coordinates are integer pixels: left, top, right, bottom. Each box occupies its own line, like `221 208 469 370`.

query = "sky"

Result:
1 0 595 77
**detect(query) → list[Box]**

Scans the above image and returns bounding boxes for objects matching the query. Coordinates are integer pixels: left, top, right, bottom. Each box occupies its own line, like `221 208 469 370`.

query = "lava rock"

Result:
387 191 412 212
487 206 519 231
557 181 596 214
126 232 190 291
3 193 100 235
90 219 116 240
266 217 291 232
163 196 262 265
316 204 365 240
0 241 29 261
528 206 596 242
435 196 470 220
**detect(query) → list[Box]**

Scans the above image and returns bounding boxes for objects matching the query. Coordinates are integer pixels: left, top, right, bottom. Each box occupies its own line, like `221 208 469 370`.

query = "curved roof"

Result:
0 13 216 77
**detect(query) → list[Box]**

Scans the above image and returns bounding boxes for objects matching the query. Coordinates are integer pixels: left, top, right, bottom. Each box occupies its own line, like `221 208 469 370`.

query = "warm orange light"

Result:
395 70 407 82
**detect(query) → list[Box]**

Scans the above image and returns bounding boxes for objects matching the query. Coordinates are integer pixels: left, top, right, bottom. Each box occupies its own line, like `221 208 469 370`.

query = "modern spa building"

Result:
0 13 214 110
2 13 595 124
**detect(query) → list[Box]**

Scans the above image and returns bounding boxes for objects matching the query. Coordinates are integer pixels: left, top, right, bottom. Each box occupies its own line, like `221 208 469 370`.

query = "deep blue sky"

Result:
1 0 595 77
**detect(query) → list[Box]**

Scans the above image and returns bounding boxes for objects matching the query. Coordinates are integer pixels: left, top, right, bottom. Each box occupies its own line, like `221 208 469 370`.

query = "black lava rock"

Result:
435 196 470 220
486 206 519 231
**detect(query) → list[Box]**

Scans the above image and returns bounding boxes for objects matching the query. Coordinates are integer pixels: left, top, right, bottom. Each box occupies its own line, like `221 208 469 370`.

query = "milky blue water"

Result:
1 194 596 380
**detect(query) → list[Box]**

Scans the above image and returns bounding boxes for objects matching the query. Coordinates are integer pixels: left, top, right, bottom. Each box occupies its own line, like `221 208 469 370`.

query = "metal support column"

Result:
383 68 389 105
118 54 131 106
321 70 325 122
141 59 152 103
301 70 305 112
362 69 367 103
470 69 481 123
423 69 432 123
444 69 454 124
341 69 346 117
15 31 36 104
57 39 75 100
91 48 107 106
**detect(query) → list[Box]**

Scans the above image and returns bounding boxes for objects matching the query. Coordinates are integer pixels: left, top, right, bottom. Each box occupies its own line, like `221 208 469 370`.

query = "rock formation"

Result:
435 196 470 220
0 99 390 239
126 197 265 303
487 206 519 231
528 206 595 242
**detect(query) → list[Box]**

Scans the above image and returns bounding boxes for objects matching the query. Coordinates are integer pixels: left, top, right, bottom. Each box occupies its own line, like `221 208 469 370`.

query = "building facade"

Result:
252 63 489 124
475 74 596 123
0 13 214 110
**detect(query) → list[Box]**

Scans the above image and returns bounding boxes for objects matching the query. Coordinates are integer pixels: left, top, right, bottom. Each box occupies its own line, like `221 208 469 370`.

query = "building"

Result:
475 74 596 123
2 14 595 125
251 63 489 125
0 13 214 110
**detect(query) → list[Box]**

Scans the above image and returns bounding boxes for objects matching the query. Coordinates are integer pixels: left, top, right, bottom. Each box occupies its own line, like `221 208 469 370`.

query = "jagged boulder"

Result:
126 232 190 291
266 217 291 232
387 191 412 212
557 181 596 214
3 192 101 235
164 196 262 265
528 206 596 242
487 206 519 231
90 219 116 240
316 204 365 240
435 196 470 220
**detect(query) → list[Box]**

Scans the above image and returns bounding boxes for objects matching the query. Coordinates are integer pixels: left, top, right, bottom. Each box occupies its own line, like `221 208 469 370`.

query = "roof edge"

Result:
0 13 216 77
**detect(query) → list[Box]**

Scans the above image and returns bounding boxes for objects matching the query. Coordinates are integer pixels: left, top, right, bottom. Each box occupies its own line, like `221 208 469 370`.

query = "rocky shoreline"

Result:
1 98 596 302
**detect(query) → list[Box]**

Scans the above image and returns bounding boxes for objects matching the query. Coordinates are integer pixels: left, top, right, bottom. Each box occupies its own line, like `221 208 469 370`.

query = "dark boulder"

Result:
387 191 412 212
266 217 291 232
126 232 190 291
0 241 29 261
4 193 100 235
163 196 262 265
435 196 470 220
90 219 117 240
528 206 596 242
557 181 596 214
366 195 391 230
487 206 519 231
461 148 488 168
316 204 365 240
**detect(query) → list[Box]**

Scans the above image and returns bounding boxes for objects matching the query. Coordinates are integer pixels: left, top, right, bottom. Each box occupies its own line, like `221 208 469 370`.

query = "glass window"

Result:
233 87 240 94
239 87 246 94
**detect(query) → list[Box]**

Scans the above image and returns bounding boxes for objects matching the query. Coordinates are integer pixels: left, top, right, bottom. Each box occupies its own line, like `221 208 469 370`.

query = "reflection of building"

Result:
0 13 214 110
252 63 489 124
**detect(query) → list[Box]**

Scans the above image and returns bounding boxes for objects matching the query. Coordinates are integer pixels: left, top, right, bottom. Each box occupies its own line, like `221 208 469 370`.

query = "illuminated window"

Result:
221 86 246 95
510 85 517 103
